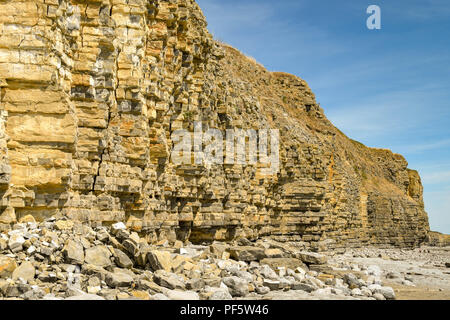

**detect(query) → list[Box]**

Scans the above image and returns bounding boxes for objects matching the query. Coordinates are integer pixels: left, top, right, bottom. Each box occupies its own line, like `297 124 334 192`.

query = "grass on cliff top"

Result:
215 40 267 70
336 127 402 157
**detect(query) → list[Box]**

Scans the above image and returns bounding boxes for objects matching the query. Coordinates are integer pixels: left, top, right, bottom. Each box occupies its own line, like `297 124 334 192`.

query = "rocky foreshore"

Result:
2 216 447 301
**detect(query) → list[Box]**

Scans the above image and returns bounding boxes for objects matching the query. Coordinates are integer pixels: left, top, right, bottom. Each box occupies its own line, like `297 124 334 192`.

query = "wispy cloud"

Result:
395 139 450 154
388 0 450 21
424 189 450 233
198 0 348 63
309 50 450 92
325 87 442 141
199 1 274 31
422 170 450 185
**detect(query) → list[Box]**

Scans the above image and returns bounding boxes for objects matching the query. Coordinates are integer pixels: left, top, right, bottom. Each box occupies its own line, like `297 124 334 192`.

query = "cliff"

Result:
0 0 430 248
426 232 450 247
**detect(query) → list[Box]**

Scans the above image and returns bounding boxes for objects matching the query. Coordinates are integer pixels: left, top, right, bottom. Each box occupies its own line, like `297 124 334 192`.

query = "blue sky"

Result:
197 0 450 234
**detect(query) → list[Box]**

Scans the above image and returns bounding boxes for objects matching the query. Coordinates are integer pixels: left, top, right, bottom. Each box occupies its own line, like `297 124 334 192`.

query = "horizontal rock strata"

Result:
0 0 429 248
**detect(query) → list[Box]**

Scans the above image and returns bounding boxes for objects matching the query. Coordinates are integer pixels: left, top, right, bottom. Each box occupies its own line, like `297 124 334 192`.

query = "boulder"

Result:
85 246 112 267
4 282 31 297
222 276 249 297
368 284 383 293
105 269 135 288
63 240 85 265
186 278 206 291
264 248 285 259
111 222 127 235
263 279 280 291
138 280 164 294
18 215 36 224
12 261 35 282
260 258 308 271
374 286 396 300
111 248 133 269
166 290 200 300
373 293 386 300
207 287 233 300
0 255 17 278
309 264 334 274
259 264 279 280
209 243 230 259
0 238 7 251
37 271 58 283
351 288 363 296
151 293 170 300
147 250 172 272
228 246 266 262
129 290 150 300
343 273 362 289
256 286 270 295
122 239 138 255
291 282 317 293
8 234 25 253
298 252 327 265
153 270 185 290
54 220 74 231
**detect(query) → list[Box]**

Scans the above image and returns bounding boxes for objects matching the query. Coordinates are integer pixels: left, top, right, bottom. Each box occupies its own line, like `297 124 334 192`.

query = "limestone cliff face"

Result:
0 0 429 248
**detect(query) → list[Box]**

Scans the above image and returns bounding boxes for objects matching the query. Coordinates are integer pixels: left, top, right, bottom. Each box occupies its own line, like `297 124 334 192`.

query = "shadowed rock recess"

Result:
0 0 429 249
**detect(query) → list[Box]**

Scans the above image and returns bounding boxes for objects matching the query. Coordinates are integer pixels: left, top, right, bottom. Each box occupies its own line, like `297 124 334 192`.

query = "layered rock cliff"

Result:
0 0 429 248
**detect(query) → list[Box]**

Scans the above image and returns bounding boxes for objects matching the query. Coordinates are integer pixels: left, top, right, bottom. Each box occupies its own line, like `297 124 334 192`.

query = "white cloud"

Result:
424 189 450 233
198 0 348 62
396 0 450 20
197 0 275 34
422 170 450 185
325 89 436 141
395 139 450 154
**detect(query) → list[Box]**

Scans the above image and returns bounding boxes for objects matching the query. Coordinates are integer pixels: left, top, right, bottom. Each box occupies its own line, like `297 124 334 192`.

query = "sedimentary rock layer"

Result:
0 0 429 248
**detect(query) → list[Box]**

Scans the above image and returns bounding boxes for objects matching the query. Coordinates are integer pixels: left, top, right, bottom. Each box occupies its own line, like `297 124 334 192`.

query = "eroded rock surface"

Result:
0 0 431 249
